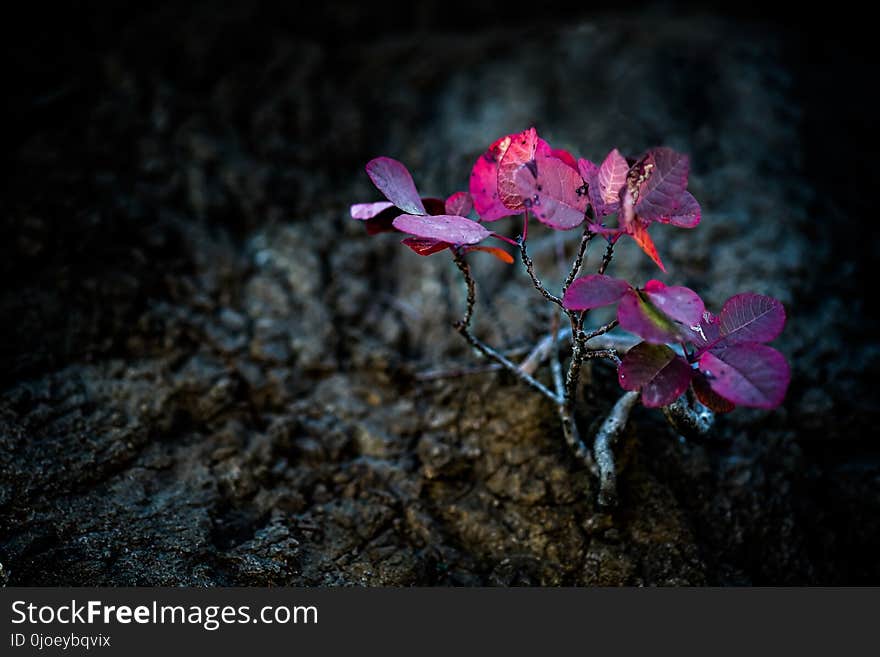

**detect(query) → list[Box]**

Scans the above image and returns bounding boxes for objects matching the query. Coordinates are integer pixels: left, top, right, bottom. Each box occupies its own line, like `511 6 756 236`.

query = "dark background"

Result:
2 1 878 585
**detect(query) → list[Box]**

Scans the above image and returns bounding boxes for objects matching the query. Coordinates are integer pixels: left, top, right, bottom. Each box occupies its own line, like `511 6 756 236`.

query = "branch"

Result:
451 250 560 404
563 226 595 294
593 390 639 507
597 241 615 275
519 237 564 308
550 313 595 469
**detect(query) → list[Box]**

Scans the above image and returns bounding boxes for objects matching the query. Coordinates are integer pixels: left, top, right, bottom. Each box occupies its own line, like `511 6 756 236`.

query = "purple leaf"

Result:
634 148 690 221
618 342 694 408
562 274 631 310
691 373 736 413
577 157 597 182
351 201 395 220
655 191 701 228
717 293 786 345
688 311 721 351
469 134 518 222
421 197 447 216
512 154 588 230
590 149 629 217
699 343 790 409
617 281 705 344
366 157 427 216
392 214 491 245
498 127 540 211
445 191 474 217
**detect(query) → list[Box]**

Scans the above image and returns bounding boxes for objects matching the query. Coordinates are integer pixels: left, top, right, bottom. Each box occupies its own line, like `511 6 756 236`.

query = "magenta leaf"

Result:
589 149 629 217
513 154 588 229
634 148 690 221
351 201 395 220
717 293 786 346
642 280 704 327
445 191 474 217
699 344 790 409
617 281 705 345
366 157 427 216
618 342 694 408
548 147 578 170
392 214 491 245
562 274 631 310
498 127 540 211
401 237 450 256
577 158 597 183
469 134 518 222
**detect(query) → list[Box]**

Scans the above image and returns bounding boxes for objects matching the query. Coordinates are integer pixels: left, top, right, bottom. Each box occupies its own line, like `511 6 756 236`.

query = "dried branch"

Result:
662 393 715 439
593 390 640 507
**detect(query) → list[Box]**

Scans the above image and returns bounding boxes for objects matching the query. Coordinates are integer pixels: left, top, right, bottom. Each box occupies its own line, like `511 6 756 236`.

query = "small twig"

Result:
518 326 572 375
662 393 715 439
597 242 615 275
519 237 564 308
451 248 477 328
583 332 639 352
580 318 619 343
582 348 621 365
416 363 503 381
563 226 595 294
451 250 559 404
593 391 640 507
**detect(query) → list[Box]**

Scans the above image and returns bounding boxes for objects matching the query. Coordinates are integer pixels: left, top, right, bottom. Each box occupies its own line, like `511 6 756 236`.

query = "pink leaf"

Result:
717 293 786 345
590 149 629 217
691 373 736 413
351 201 395 220
401 237 450 256
392 214 491 245
617 281 704 345
445 191 474 217
642 280 705 328
562 274 631 310
512 154 588 230
634 148 690 221
547 146 578 170
365 157 427 216
618 342 694 408
699 344 790 409
498 127 540 211
469 135 517 222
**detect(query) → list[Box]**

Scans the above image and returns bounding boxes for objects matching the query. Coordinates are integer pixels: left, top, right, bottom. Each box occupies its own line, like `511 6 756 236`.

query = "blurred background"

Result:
2 1 877 585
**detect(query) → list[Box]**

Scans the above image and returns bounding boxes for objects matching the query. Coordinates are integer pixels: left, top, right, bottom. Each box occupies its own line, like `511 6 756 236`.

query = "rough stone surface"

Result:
2 6 877 585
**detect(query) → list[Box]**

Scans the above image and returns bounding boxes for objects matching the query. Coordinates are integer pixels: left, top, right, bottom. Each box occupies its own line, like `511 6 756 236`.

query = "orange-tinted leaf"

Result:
465 245 514 264
629 222 665 272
